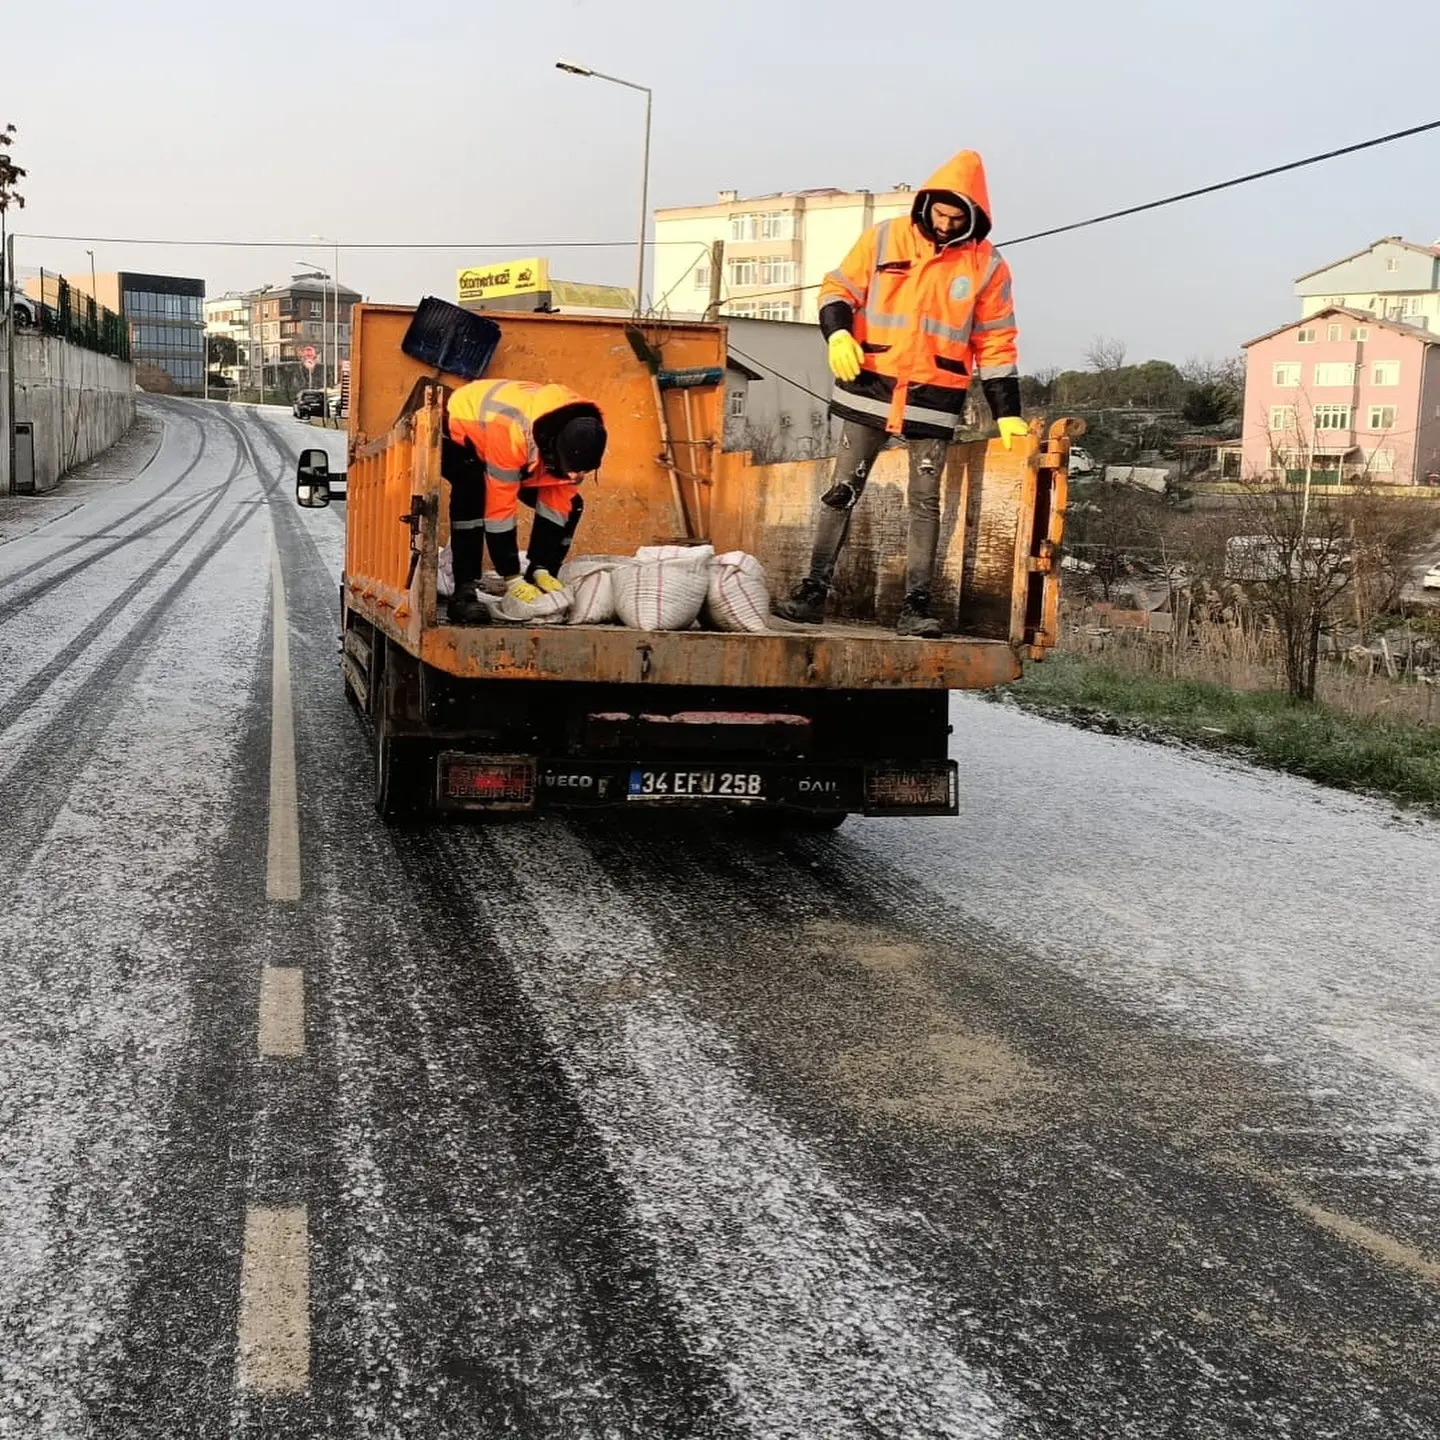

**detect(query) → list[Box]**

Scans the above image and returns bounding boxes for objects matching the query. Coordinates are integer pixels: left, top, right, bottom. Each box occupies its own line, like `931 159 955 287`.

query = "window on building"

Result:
1269 405 1296 431
729 213 758 242
728 259 758 286
726 302 758 317
759 212 793 240
1350 326 1369 341
1386 257 1400 272
694 264 710 291
1297 327 1317 343
759 301 794 321
1367 448 1395 473
1401 296 1422 315
727 388 747 418
310 300 323 317
1368 405 1397 430
1372 360 1400 386
1313 404 1351 429
1272 362 1301 387
1313 363 1355 386
759 257 796 285
1326 323 1342 342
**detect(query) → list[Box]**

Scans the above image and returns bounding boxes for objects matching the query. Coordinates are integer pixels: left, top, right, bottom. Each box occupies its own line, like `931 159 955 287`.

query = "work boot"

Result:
772 577 829 625
896 590 943 639
447 584 492 625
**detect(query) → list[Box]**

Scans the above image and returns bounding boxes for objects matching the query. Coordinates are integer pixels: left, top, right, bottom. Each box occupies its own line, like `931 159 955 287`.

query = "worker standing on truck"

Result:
774 149 1028 638
441 379 608 624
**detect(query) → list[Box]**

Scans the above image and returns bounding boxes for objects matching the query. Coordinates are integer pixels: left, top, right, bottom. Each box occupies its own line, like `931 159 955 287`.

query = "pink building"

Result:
1241 308 1440 486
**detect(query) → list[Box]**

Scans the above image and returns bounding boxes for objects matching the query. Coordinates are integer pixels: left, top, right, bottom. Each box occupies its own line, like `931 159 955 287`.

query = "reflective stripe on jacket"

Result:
446 379 591 534
818 149 1018 440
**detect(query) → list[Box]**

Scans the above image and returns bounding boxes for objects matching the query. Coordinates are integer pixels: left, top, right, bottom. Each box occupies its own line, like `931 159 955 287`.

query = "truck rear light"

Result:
863 762 958 816
437 752 536 810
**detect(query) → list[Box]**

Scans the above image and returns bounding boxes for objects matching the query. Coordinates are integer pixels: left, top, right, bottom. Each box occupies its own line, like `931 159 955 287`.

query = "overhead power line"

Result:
999 116 1440 247
718 117 1440 411
715 117 1440 309
14 233 699 250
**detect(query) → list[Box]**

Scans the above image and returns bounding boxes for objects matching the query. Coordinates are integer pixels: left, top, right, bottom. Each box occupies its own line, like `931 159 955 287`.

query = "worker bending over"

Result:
774 148 1027 638
442 379 608 624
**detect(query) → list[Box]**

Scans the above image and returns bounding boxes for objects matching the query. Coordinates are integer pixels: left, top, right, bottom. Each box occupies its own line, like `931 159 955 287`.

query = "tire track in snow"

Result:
440 823 1023 1440
0 420 260 881
0 409 213 614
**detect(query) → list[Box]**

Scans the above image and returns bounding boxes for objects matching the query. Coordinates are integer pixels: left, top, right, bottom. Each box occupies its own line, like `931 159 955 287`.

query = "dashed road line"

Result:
258 967 306 1058
266 540 301 902
237 1205 311 1392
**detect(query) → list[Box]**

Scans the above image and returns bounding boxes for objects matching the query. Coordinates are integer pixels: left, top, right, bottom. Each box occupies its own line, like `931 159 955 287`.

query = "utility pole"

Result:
705 239 724 322
332 240 339 416
6 233 15 497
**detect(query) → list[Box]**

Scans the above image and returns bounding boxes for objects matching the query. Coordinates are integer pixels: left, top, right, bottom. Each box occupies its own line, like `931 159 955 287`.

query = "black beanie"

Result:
555 414 607 474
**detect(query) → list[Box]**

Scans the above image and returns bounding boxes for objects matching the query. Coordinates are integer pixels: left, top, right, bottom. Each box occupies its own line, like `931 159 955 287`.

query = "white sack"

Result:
703 550 771 633
613 554 711 631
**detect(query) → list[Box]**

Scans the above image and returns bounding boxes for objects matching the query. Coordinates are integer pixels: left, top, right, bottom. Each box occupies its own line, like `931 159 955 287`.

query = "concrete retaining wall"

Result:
0 330 135 493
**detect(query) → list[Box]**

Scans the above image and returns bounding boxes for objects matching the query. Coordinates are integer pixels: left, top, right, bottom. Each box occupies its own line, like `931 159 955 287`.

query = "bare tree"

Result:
1084 335 1128 374
0 122 26 316
1231 477 1357 700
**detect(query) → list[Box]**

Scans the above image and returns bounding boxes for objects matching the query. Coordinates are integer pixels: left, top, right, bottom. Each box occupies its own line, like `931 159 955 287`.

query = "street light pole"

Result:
311 234 339 403
556 60 652 316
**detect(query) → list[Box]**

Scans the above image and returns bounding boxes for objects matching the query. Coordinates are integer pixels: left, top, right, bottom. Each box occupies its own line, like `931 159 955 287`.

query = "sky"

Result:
7 0 1440 371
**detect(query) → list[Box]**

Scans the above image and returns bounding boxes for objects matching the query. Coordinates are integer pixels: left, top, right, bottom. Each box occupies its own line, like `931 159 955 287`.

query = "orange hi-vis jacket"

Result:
445 378 595 535
818 149 1019 441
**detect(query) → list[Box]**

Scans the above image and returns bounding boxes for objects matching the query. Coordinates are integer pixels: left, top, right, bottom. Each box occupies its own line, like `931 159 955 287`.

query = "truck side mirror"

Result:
297 447 331 508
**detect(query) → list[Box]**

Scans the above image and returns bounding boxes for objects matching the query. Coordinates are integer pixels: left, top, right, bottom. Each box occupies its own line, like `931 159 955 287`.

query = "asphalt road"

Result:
2 397 1438 1438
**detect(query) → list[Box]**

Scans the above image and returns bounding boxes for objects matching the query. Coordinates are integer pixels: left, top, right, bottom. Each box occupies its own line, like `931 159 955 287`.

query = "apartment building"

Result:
1295 237 1440 332
249 274 360 387
652 185 917 324
28 270 205 394
204 293 252 384
1241 308 1440 486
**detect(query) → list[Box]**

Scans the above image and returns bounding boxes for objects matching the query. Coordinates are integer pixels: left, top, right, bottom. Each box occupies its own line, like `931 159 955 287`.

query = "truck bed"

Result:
416 617 1021 690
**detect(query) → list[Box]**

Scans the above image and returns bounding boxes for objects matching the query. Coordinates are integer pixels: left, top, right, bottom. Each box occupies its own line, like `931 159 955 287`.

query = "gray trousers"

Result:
807 420 949 597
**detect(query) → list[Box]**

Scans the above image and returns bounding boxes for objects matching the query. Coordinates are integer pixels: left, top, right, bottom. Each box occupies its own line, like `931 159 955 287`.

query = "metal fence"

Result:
30 270 130 361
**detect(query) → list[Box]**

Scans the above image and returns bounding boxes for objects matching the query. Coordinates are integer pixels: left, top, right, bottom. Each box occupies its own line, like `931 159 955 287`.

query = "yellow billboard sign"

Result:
457 257 550 305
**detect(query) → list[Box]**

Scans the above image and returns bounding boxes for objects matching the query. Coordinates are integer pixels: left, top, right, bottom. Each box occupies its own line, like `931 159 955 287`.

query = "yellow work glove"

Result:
505 575 543 605
531 569 565 595
996 417 1029 450
827 331 865 383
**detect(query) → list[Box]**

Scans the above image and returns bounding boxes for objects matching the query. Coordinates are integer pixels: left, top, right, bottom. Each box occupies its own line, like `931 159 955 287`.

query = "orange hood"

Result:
912 149 993 245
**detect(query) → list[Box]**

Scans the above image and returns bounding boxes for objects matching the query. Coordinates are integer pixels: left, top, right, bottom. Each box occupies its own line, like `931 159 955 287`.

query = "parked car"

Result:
1069 445 1097 476
1422 564 1440 591
293 389 326 419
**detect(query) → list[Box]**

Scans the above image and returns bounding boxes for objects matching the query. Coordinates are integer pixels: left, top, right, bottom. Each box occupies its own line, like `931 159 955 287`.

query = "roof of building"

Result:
656 185 913 215
1242 305 1440 348
1294 236 1440 283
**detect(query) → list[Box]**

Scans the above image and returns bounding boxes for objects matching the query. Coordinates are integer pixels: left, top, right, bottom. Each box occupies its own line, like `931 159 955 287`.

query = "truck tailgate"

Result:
417 621 1020 690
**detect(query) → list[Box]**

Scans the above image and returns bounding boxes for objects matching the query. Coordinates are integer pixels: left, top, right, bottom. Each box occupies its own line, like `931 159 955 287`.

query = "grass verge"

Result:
1001 652 1440 808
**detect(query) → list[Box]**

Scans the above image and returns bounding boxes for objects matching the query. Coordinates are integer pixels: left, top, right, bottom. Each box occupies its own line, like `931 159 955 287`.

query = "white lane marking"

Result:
258 967 305 1058
473 827 1019 1439
266 541 301 902
237 1206 311 1392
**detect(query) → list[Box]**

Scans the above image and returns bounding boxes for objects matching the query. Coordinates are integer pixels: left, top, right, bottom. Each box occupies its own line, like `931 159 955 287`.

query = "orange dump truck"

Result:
295 302 1073 823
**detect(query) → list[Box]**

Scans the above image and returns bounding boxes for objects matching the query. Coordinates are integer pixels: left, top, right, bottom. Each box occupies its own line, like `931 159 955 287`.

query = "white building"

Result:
204 292 252 384
721 316 834 460
1295 237 1440 331
653 185 918 324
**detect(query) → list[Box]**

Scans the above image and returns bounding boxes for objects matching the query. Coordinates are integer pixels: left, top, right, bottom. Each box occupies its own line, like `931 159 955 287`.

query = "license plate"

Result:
437 752 536 810
863 762 958 815
627 767 765 801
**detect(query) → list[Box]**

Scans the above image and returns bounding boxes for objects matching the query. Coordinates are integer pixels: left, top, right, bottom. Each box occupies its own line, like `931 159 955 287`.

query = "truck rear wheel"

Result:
374 717 431 821
372 637 431 821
